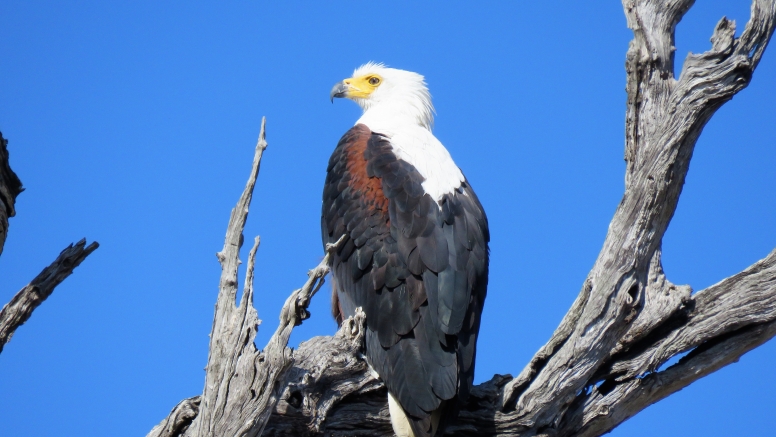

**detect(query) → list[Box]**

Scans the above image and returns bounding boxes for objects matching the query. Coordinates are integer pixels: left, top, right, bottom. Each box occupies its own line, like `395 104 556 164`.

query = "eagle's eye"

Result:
368 76 381 86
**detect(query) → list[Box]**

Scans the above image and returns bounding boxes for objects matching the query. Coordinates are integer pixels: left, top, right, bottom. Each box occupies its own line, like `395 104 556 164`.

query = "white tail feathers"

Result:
387 392 443 437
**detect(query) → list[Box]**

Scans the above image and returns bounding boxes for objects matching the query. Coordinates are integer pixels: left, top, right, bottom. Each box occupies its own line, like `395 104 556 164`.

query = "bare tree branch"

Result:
149 118 349 437
190 116 268 437
0 238 99 353
557 251 776 437
600 249 776 382
502 0 776 426
150 1 776 436
0 131 99 355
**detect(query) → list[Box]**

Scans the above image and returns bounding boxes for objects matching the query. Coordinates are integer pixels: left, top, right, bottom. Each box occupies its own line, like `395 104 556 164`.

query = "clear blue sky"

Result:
1 1 774 436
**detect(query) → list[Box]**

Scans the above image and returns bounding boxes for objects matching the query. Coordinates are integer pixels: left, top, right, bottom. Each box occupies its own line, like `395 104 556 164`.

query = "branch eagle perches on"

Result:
150 1 776 436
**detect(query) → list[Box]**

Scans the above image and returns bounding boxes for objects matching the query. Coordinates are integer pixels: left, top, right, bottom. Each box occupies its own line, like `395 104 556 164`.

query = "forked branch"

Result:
149 119 347 437
501 0 776 429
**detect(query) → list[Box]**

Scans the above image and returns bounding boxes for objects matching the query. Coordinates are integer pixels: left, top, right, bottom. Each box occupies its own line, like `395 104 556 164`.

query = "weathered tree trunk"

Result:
149 1 776 436
0 131 99 354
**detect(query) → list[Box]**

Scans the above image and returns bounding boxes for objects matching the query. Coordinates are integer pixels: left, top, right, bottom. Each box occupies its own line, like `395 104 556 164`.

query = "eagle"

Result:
322 63 489 437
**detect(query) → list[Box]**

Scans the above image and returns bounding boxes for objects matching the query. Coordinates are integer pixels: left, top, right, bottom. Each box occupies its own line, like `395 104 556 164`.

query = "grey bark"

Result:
149 1 776 436
0 131 99 355
148 118 346 437
0 239 99 353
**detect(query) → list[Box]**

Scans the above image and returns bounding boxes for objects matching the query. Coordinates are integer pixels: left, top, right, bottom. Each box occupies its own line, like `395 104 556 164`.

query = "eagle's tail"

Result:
388 392 446 437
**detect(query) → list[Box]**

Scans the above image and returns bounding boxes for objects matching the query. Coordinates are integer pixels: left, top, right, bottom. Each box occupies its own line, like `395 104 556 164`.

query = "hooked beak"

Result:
330 81 349 103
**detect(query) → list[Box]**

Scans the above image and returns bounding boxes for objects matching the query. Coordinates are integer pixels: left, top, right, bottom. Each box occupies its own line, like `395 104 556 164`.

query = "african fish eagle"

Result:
323 63 489 437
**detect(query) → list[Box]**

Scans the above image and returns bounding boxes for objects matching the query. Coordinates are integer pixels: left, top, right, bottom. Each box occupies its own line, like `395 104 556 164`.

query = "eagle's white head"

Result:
330 62 435 131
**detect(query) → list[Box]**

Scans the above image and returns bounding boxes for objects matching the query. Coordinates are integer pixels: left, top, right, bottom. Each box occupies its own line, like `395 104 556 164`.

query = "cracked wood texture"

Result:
150 1 776 436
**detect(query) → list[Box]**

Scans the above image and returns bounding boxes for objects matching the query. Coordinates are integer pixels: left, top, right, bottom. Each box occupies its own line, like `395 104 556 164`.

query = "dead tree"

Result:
0 131 99 354
150 1 776 436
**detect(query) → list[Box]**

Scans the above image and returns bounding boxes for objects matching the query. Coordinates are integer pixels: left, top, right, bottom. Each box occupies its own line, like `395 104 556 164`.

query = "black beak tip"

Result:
330 82 348 103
